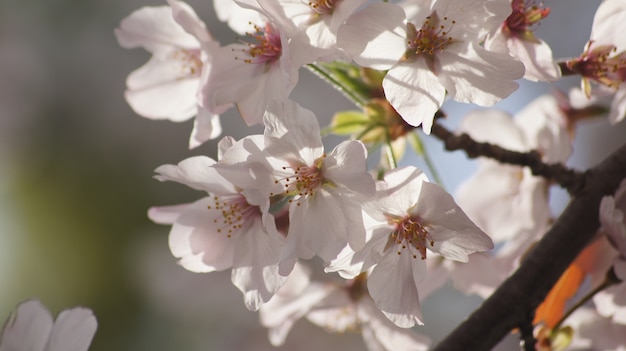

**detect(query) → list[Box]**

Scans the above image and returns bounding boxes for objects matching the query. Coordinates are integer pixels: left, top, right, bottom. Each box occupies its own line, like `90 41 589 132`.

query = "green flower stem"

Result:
385 132 398 169
354 124 380 141
306 63 365 107
414 134 444 187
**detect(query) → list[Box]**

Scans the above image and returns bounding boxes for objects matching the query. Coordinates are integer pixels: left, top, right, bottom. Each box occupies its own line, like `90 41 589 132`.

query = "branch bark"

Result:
432 140 626 351
430 122 586 194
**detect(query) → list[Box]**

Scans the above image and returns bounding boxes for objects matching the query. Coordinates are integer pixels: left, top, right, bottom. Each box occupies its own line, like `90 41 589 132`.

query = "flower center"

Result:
308 0 340 15
173 48 203 78
235 22 282 65
568 43 626 95
272 155 325 205
405 12 456 59
385 215 434 260
207 194 260 238
504 0 550 40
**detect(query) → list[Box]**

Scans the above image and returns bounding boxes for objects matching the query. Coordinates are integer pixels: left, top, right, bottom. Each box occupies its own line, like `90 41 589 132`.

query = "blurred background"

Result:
0 0 623 350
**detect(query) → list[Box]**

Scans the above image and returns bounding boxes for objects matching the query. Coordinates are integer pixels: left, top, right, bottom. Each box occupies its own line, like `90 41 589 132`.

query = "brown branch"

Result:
433 142 626 351
430 122 586 194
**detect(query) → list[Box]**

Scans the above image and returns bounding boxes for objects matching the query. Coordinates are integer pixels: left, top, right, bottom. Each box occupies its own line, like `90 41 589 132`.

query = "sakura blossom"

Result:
331 166 492 327
594 178 626 325
197 2 300 125
107 0 626 348
218 99 375 264
260 263 430 351
115 0 224 148
255 0 367 63
567 0 626 124
600 179 626 258
485 0 561 82
0 300 97 351
456 94 572 243
148 155 287 311
337 0 524 133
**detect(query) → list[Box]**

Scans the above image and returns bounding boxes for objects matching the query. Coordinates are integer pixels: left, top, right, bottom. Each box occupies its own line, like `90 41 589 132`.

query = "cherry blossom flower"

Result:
148 155 287 311
456 94 572 243
256 0 367 63
260 263 430 351
594 179 626 325
337 0 524 133
331 166 492 327
218 99 375 264
452 96 582 307
593 260 626 325
115 0 225 148
0 300 97 351
600 179 626 258
198 2 299 125
485 0 560 82
566 0 626 124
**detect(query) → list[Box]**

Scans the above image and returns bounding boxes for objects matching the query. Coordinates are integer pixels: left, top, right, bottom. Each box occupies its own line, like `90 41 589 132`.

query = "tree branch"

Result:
433 142 626 351
430 122 586 194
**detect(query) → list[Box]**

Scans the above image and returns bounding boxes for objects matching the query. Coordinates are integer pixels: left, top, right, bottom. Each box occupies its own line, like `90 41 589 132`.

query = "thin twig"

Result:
430 121 587 194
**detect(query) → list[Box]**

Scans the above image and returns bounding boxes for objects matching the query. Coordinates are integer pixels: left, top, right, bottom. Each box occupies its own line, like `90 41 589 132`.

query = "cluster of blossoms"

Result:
4 0 626 350
109 0 626 350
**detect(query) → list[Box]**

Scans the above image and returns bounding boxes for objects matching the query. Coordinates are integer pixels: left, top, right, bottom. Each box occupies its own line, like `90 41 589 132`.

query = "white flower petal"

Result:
230 217 287 311
368 252 424 328
459 109 527 152
609 86 626 125
590 0 626 49
115 5 198 53
439 43 523 107
167 198 238 272
507 37 560 82
213 0 266 35
260 264 331 346
305 288 358 333
287 189 354 262
413 182 493 262
167 0 213 44
154 156 236 195
338 2 407 70
263 99 324 165
124 56 198 121
383 61 446 133
431 0 507 39
323 140 375 197
45 308 97 351
147 203 191 225
361 298 430 351
368 166 427 218
0 300 53 351
188 107 222 149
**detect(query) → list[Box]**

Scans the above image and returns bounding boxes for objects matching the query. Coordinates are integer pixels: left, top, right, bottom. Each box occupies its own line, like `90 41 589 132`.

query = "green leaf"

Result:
331 111 370 135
